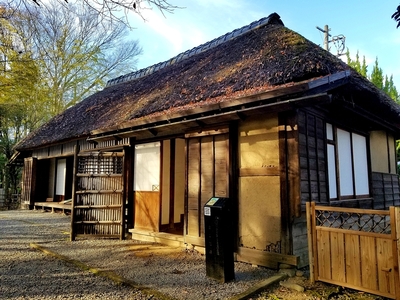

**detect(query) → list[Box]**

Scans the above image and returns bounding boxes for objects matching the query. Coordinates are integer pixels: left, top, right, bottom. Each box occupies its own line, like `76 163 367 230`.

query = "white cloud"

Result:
139 8 184 53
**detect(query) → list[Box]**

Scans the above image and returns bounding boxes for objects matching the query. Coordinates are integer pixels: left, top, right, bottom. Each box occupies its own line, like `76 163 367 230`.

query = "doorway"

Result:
133 139 185 234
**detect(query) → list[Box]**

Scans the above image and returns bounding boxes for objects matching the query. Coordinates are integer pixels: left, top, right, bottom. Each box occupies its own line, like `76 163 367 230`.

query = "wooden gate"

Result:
307 202 400 299
71 150 126 240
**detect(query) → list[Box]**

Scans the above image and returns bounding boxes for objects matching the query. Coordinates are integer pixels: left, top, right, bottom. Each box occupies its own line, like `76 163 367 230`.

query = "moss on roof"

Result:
15 13 399 151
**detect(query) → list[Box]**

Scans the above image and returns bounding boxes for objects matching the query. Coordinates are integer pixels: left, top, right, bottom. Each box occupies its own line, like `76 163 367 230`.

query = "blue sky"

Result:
128 1 400 88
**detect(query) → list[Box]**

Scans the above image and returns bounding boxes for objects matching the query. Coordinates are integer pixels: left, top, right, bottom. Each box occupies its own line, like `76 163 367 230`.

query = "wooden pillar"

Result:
229 122 239 251
121 147 128 240
70 144 79 241
279 111 300 255
125 138 135 230
306 202 315 283
391 206 400 299
169 138 176 229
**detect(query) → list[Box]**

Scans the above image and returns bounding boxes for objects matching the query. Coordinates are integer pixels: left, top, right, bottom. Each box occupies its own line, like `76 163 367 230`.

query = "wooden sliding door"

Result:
186 132 229 245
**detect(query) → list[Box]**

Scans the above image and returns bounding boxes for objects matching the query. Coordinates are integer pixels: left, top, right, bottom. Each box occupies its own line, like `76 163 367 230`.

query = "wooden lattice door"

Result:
71 150 126 240
21 157 37 207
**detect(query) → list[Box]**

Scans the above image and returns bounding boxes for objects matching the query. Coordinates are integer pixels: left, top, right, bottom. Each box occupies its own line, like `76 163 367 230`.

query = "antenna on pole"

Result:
316 25 346 56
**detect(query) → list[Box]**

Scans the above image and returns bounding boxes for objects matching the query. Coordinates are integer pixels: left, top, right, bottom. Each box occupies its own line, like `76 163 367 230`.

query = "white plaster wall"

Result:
239 176 281 249
370 130 395 174
238 114 281 250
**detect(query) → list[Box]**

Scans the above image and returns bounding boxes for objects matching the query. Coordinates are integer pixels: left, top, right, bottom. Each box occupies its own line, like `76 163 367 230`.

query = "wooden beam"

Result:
148 128 158 136
87 139 98 145
185 235 205 247
185 127 229 138
88 93 331 141
239 167 280 176
236 247 299 269
195 119 206 127
236 111 247 121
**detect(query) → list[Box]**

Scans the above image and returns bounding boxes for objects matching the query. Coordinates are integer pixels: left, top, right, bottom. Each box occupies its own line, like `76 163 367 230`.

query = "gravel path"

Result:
0 210 148 299
0 210 278 300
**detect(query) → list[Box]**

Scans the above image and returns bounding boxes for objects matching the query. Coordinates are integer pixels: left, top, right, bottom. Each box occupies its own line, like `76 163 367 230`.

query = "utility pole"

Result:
316 25 330 51
316 25 345 56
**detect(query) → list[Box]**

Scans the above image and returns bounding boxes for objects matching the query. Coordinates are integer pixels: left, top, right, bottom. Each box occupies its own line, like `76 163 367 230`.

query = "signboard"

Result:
204 197 219 216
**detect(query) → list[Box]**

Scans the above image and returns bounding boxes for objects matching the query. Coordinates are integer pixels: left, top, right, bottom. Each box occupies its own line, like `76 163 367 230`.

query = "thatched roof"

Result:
15 13 400 151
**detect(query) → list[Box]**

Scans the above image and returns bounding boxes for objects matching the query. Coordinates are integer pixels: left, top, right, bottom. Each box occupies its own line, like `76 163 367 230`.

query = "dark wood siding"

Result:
298 110 328 208
371 172 400 209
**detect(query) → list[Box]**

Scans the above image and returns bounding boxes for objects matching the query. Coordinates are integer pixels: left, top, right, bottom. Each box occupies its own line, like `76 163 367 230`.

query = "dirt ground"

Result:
252 275 386 300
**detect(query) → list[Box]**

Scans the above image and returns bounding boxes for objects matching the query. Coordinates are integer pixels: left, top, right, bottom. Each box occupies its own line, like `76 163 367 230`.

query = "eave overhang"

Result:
87 71 350 143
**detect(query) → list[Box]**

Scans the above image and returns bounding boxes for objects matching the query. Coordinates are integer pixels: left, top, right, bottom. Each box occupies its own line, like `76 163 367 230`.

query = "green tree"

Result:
0 9 44 205
370 57 399 102
0 104 25 206
370 58 384 90
347 50 400 172
0 1 142 206
347 50 399 103
383 75 399 102
346 49 368 77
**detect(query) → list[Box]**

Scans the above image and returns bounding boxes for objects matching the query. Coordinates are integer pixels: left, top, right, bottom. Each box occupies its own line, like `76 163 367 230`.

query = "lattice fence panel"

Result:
72 151 125 239
307 203 400 299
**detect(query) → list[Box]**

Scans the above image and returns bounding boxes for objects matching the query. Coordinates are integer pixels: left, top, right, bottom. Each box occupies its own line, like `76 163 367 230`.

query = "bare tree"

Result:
1 0 179 27
0 1 143 198
9 0 142 115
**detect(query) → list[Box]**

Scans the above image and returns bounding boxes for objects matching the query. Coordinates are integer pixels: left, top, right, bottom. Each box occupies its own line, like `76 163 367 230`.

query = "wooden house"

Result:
14 13 400 268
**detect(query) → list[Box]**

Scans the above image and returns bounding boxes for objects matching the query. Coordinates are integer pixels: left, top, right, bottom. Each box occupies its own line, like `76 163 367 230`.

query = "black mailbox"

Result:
204 197 235 283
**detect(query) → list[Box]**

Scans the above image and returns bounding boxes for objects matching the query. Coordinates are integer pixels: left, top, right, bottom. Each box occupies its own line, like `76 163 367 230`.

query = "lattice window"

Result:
78 152 123 175
316 208 391 234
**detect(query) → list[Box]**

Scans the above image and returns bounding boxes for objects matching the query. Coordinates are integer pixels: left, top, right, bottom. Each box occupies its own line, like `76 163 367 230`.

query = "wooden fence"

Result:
306 202 400 299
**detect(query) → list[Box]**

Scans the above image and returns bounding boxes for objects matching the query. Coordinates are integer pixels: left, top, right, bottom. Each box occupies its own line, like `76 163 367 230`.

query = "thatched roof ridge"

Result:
15 13 400 151
107 13 284 86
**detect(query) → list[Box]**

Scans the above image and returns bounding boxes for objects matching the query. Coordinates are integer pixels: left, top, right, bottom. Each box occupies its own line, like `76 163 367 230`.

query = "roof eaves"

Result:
90 71 350 140
87 93 332 143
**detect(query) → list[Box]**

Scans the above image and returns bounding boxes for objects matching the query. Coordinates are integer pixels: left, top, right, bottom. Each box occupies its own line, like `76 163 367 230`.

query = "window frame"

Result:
326 123 370 200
